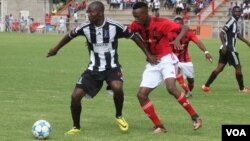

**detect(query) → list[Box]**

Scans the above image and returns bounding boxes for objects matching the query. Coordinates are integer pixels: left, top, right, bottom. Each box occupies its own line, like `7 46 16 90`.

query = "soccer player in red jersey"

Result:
170 17 213 97
129 2 202 133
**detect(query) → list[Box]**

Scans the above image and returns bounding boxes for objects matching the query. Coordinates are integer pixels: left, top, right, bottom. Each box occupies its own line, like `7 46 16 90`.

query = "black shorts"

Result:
219 50 240 67
75 67 123 98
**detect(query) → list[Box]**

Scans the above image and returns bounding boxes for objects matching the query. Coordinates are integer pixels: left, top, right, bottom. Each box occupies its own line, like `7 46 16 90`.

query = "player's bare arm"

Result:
171 24 189 50
132 33 159 65
237 33 250 47
196 41 213 62
219 29 227 55
47 34 72 57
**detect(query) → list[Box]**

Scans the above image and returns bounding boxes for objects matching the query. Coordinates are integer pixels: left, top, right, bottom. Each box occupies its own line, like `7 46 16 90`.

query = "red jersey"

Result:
129 17 181 58
168 31 199 62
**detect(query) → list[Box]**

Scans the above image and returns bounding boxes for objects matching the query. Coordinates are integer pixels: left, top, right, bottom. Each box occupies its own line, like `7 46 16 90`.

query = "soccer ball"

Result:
32 119 52 139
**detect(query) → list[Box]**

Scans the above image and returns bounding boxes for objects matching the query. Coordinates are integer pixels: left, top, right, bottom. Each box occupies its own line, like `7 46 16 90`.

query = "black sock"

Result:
236 72 244 90
205 70 219 86
113 93 124 118
71 105 82 129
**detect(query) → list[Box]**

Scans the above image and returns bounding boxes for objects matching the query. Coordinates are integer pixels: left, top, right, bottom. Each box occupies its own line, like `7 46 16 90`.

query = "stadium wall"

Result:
1 0 52 31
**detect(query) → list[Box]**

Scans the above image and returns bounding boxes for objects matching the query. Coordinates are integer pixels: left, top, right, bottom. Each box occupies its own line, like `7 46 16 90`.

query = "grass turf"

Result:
0 32 250 141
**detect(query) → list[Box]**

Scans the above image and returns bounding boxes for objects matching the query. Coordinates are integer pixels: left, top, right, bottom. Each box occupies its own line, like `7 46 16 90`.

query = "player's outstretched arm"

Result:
47 34 72 57
195 40 213 63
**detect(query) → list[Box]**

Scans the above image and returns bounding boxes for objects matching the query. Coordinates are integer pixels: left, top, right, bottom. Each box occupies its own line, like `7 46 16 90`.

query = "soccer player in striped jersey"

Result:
202 6 250 93
170 17 213 97
129 2 202 133
47 1 157 135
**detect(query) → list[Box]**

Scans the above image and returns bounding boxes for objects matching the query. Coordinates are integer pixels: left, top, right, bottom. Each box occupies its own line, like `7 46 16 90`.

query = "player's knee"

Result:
71 94 82 103
235 69 242 75
110 81 123 91
166 85 177 95
137 91 148 101
71 88 85 101
111 85 123 94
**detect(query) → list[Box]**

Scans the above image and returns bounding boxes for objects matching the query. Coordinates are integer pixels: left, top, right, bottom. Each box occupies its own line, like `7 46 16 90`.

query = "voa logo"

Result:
226 129 246 136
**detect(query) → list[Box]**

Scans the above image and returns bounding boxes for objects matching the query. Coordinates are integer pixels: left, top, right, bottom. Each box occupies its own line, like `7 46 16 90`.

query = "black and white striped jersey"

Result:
69 17 134 71
220 17 239 52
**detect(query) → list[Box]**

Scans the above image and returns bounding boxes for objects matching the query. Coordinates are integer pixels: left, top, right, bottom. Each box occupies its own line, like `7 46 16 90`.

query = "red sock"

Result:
176 74 189 91
175 92 196 117
141 100 162 126
176 74 185 84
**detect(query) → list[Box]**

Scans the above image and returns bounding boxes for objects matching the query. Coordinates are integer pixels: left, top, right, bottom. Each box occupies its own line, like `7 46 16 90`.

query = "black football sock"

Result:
113 93 124 118
205 70 219 86
187 78 194 91
71 105 82 129
236 71 244 90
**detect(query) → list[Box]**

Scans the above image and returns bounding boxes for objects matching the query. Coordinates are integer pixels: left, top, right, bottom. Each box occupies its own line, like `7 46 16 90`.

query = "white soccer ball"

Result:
32 119 52 139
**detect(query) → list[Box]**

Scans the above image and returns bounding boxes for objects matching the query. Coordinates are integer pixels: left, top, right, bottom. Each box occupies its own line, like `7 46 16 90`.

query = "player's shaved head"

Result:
232 6 240 12
132 2 148 10
86 1 105 26
232 6 241 20
132 2 150 26
88 1 104 13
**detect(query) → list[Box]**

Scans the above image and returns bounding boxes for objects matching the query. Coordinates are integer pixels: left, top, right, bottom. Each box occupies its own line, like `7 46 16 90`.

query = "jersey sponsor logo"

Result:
93 43 112 53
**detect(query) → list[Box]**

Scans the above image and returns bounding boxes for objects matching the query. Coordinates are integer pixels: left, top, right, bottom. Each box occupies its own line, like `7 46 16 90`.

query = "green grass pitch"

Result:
0 32 250 141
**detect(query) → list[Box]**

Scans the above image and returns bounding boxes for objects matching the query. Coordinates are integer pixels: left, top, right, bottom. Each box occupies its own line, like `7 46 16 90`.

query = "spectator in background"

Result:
243 5 250 19
194 0 204 15
130 0 136 8
74 2 80 11
66 15 70 32
234 2 238 7
30 18 35 33
68 4 72 18
152 0 161 16
242 0 248 9
57 17 66 34
9 14 14 32
204 0 211 6
119 0 124 10
147 0 154 9
109 0 119 10
26 16 31 33
228 2 234 16
76 0 87 11
164 0 174 10
19 16 27 32
175 0 184 15
69 4 75 16
182 8 189 24
123 0 127 9
45 13 51 27
4 15 11 32
73 10 78 27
